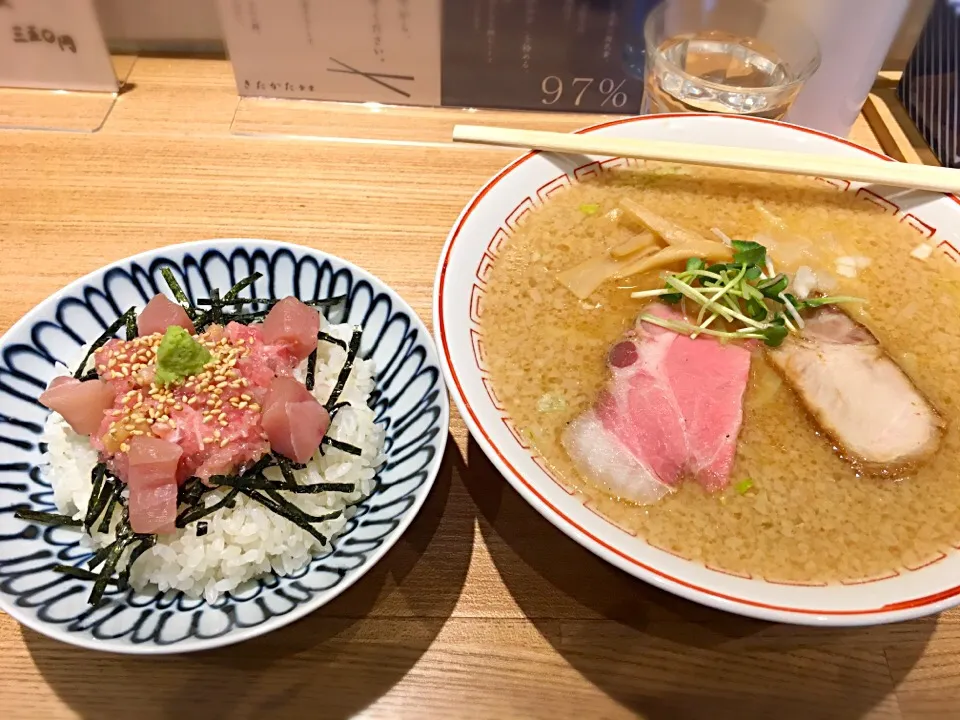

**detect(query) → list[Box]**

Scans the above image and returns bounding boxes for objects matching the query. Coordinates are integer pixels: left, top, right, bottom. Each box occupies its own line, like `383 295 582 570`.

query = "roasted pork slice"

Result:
767 307 942 471
563 405 673 505
562 304 752 504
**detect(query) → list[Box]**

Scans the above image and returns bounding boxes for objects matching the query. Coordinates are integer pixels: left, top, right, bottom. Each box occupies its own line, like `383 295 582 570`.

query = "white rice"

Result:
41 320 385 603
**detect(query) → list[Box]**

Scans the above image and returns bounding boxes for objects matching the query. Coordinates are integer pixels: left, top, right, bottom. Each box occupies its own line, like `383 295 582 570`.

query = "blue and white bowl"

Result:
0 239 449 653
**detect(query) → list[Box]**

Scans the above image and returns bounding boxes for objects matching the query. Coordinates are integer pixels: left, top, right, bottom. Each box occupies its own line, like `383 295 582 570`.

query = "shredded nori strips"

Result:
210 476 354 493
14 509 82 526
196 521 209 537
160 267 194 316
274 454 300 490
89 534 134 604
317 331 347 350
209 288 223 325
83 464 108 531
238 488 341 546
97 482 123 534
72 308 136 379
321 437 363 456
124 311 137 341
192 292 347 331
305 347 318 392
221 272 261 303
86 543 112 571
175 486 242 528
327 401 350 419
324 327 362 410
53 564 119 584
117 536 156 590
307 328 353 393
261 488 343 524
177 476 208 507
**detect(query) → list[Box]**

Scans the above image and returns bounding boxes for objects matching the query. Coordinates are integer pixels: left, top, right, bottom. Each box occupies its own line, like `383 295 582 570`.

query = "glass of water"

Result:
638 0 821 119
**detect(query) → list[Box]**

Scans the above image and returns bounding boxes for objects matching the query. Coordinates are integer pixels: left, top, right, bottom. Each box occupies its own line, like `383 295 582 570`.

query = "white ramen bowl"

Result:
434 113 960 626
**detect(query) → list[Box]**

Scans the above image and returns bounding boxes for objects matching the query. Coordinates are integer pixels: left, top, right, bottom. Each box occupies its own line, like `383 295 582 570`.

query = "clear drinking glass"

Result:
638 0 821 119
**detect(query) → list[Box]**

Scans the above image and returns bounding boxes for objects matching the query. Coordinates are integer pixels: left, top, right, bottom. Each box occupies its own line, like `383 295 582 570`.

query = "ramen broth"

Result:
480 164 960 583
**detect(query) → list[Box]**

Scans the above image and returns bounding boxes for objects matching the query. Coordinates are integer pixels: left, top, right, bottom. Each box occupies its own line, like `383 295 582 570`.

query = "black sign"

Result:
442 0 644 113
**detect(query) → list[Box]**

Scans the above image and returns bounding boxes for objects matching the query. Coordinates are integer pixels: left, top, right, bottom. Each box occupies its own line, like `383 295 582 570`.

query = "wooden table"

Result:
0 58 956 720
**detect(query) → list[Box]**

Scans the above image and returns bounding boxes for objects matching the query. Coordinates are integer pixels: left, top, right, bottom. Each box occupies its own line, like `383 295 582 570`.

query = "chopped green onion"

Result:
537 392 567 413
579 203 600 215
734 478 755 495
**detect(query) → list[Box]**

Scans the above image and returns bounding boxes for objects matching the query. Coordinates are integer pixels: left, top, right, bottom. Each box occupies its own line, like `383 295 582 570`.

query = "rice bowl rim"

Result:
0 238 449 654
434 112 960 627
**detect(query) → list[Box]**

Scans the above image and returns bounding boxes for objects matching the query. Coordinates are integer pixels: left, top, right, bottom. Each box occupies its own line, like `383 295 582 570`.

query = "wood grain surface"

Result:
0 57 956 720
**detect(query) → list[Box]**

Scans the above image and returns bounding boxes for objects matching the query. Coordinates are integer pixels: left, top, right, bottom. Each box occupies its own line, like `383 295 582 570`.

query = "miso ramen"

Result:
481 163 960 583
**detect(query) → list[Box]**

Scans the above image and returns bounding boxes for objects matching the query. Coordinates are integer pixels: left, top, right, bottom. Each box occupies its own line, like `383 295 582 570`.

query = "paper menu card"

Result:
217 0 442 106
0 0 117 92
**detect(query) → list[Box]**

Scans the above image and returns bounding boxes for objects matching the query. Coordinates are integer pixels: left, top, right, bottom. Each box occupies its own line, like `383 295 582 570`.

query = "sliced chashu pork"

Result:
767 307 942 471
562 304 752 504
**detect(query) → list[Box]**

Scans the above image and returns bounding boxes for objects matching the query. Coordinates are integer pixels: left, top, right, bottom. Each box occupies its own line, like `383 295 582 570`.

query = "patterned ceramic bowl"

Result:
0 239 448 653
434 113 960 626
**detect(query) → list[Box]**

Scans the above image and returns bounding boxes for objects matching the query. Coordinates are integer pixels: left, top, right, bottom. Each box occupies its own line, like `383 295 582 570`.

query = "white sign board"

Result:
217 0 441 106
0 0 117 92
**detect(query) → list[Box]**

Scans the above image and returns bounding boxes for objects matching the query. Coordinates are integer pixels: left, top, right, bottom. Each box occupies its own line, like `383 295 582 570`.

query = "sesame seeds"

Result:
96 324 267 460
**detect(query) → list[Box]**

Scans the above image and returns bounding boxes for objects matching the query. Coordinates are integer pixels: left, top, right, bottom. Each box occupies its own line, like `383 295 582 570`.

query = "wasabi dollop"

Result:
154 326 210 385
